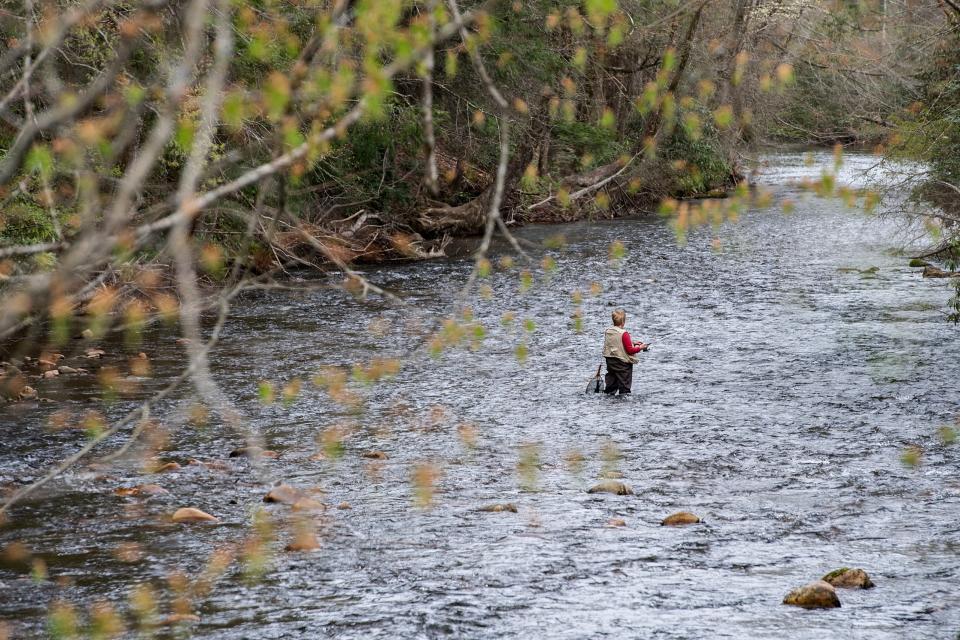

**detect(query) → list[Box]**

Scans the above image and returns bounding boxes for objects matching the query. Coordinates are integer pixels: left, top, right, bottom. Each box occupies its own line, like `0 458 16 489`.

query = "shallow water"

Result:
2 152 959 638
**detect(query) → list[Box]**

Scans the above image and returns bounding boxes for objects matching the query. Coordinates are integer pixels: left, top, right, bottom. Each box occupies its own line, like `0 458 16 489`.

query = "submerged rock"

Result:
291 497 325 512
478 503 518 513
171 507 218 523
160 614 200 625
188 458 230 471
783 580 841 609
229 447 279 459
587 481 634 495
361 450 389 460
152 461 181 473
115 484 168 497
821 567 875 589
336 502 352 510
661 511 701 526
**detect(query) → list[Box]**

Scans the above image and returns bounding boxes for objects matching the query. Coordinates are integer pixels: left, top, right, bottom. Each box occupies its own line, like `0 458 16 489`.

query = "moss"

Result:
821 567 851 582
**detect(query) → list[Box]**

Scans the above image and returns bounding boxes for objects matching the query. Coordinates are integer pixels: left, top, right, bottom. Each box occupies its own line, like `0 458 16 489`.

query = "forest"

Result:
1 0 959 637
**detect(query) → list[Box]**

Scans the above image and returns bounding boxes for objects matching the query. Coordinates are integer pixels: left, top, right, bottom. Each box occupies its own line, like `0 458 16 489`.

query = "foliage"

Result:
0 199 61 245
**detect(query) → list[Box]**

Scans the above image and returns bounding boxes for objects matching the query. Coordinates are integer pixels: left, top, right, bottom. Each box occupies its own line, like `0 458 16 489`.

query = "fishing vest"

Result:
603 326 639 364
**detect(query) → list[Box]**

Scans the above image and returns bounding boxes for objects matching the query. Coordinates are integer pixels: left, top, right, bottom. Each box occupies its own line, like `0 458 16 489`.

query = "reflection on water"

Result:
2 152 959 639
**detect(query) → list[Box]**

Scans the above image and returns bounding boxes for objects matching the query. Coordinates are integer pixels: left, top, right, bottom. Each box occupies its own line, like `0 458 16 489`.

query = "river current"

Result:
1 152 959 638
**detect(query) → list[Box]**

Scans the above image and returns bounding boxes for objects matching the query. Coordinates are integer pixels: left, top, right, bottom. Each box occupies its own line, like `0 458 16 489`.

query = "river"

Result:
1 151 959 638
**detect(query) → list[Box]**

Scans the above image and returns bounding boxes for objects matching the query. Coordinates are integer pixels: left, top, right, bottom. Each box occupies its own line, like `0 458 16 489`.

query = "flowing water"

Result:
1 152 959 638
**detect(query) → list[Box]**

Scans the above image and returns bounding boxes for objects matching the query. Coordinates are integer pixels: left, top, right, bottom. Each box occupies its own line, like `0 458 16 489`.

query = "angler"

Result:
600 308 649 395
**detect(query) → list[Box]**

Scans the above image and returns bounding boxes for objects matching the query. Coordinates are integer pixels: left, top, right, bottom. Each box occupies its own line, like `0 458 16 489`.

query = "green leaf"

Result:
26 144 54 180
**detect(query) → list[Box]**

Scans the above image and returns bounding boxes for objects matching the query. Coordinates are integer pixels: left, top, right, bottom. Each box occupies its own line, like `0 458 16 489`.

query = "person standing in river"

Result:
602 309 649 395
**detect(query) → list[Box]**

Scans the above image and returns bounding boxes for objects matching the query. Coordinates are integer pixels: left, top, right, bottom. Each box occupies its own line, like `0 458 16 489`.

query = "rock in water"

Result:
923 265 960 278
171 508 218 523
478 503 518 513
291 497 325 512
361 450 389 460
587 481 634 495
661 511 701 526
285 534 320 552
783 581 841 609
115 484 168 497
160 614 200 625
821 567 875 589
263 484 306 505
229 447 279 459
607 518 627 527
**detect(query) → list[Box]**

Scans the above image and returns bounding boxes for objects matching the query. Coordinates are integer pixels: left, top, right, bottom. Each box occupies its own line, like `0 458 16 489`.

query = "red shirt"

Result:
622 330 643 355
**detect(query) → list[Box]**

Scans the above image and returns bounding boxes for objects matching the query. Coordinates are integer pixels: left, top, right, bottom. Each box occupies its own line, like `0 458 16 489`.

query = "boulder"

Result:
821 567 874 589
661 511 702 526
783 580 841 609
18 386 37 401
908 258 930 268
171 507 218 523
57 366 78 374
42 369 60 379
477 503 518 513
0 367 25 400
336 502 352 510
587 481 634 495
361 450 389 460
85 348 105 359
